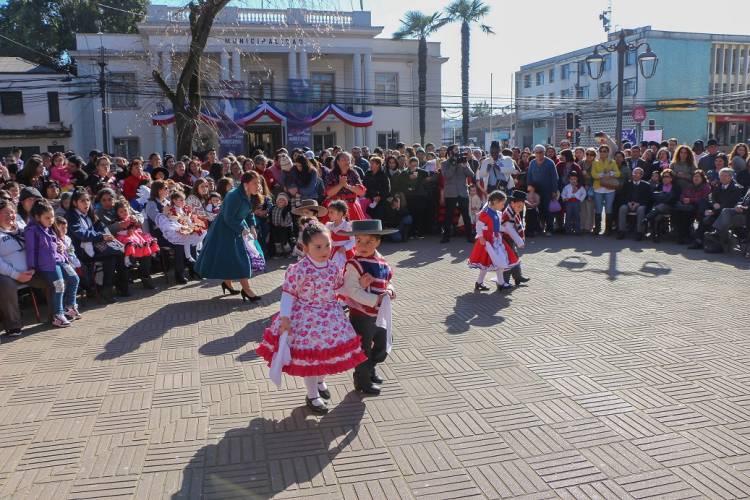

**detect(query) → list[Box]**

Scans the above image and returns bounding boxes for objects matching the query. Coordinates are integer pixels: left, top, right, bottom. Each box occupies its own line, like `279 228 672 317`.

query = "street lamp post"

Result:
586 29 658 149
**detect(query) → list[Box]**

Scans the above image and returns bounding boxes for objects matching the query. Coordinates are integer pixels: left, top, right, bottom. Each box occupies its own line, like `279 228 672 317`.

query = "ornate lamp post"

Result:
586 30 658 148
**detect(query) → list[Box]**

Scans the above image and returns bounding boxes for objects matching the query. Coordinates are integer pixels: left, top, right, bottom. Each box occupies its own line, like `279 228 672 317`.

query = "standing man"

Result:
698 139 719 172
526 144 559 235
441 145 476 244
476 141 514 199
692 140 707 163
351 147 370 172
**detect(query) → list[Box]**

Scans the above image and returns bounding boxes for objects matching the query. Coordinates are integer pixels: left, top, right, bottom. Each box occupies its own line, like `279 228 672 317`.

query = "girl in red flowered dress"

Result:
113 201 159 267
257 222 367 414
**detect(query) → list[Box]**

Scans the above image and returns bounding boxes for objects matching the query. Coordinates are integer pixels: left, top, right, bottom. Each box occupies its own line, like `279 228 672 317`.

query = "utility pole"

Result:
96 21 109 153
489 73 493 150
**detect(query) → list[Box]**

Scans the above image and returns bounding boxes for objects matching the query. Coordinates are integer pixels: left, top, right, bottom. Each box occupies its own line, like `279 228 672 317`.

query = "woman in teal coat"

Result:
195 171 263 301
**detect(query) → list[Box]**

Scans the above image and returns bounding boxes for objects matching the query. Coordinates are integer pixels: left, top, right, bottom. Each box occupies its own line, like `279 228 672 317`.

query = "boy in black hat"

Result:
502 190 530 286
340 220 397 395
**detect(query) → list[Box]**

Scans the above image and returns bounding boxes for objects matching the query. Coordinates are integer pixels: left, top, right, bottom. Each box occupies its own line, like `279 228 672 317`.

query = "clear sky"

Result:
159 0 750 110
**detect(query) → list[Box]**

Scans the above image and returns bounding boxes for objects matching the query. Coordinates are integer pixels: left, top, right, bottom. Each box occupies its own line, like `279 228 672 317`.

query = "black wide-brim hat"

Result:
509 190 527 202
340 219 398 236
291 199 328 217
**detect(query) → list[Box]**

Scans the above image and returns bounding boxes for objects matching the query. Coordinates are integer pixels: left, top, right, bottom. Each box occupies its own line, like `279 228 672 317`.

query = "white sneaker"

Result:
64 306 81 321
52 314 71 328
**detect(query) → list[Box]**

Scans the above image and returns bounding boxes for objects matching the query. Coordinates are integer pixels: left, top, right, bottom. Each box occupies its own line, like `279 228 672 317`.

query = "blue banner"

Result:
286 78 312 150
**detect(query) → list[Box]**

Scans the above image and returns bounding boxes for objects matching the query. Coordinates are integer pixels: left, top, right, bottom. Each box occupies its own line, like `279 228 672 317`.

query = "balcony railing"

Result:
147 5 370 28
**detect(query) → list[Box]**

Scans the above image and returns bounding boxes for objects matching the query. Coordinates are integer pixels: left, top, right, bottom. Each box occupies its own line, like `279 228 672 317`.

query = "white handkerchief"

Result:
375 294 393 353
269 331 291 387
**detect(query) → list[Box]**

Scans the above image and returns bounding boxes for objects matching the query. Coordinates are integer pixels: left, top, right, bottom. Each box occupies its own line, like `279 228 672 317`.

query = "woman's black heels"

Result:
240 289 262 302
221 282 240 295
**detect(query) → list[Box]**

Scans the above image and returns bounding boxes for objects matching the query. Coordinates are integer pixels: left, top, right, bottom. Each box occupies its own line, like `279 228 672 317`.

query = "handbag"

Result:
243 232 266 273
548 199 562 213
600 175 620 190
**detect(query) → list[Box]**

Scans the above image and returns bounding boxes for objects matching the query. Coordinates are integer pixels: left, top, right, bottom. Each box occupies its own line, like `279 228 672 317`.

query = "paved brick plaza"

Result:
1 236 749 499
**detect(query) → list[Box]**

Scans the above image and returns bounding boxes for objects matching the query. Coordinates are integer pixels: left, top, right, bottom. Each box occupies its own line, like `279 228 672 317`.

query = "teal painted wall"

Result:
532 125 550 146
644 37 711 142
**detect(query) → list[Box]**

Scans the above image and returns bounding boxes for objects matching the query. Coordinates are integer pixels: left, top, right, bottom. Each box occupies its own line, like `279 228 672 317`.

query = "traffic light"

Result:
566 113 574 130
574 131 581 145
574 112 582 129
566 130 573 140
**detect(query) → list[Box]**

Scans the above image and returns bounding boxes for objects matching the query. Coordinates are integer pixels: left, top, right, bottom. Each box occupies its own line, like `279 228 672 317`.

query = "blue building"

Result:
514 26 750 149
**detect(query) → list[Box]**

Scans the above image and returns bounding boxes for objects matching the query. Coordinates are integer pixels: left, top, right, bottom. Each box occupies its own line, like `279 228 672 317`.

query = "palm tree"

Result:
445 0 494 145
393 11 447 145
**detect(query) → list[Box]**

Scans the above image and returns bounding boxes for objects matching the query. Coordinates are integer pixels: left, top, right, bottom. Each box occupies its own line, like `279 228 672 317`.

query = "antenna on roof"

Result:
599 0 612 33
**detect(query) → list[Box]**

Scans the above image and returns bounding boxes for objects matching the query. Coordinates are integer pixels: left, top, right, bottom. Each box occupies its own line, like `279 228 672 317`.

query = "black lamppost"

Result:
586 30 658 148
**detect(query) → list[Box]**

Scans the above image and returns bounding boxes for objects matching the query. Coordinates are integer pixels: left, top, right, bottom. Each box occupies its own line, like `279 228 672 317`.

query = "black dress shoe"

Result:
317 387 331 400
305 397 329 414
515 276 530 284
474 282 490 292
371 373 384 385
687 242 702 249
354 383 381 395
175 276 188 284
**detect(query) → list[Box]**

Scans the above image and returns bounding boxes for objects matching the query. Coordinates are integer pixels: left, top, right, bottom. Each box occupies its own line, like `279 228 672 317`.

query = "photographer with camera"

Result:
477 141 516 199
441 144 477 244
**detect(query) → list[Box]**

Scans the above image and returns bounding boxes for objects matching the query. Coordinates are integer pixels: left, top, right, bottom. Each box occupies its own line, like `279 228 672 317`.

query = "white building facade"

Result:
0 57 74 158
71 5 446 158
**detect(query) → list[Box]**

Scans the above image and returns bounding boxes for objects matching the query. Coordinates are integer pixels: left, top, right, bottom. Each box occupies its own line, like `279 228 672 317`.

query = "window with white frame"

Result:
109 73 138 109
561 64 570 80
536 72 544 86
310 72 335 104
114 137 140 158
523 74 531 88
548 68 555 83
377 131 400 149
375 72 398 105
598 81 612 97
624 78 637 96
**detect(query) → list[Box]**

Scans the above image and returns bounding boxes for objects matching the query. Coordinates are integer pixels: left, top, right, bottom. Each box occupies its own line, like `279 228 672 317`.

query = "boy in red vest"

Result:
341 220 397 395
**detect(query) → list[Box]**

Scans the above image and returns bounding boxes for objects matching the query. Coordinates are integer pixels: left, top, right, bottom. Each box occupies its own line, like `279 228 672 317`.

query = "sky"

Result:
156 0 750 114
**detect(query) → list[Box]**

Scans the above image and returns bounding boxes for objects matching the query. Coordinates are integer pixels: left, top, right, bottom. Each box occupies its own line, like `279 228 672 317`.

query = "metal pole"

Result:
614 31 626 150
510 73 515 146
489 72 493 150
98 49 108 153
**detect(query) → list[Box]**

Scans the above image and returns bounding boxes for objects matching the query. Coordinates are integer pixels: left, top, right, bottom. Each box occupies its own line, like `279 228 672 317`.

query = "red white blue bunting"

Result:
151 101 373 128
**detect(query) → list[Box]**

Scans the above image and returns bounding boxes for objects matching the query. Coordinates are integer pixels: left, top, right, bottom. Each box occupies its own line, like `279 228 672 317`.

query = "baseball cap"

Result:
304 151 315 160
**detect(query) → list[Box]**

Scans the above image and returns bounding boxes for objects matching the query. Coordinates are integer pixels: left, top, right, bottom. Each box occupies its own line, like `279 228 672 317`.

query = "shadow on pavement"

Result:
444 291 511 334
96 297 259 360
171 392 366 499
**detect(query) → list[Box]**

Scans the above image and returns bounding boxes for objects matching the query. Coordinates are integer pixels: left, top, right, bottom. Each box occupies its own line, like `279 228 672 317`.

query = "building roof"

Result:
0 57 59 74
469 114 514 132
519 25 750 71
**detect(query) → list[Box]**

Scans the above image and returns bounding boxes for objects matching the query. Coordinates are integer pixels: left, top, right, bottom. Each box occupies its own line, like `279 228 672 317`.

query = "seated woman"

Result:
144 181 192 284
66 189 128 302
185 178 217 222
672 170 711 244
154 191 207 275
0 197 47 336
122 159 151 202
95 188 158 290
645 169 681 243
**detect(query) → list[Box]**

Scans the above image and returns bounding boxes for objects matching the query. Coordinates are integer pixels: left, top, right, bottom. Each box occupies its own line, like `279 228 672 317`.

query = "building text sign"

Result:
224 36 305 48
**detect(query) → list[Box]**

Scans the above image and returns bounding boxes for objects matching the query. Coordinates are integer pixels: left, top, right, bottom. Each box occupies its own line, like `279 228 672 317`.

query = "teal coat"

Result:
195 186 255 280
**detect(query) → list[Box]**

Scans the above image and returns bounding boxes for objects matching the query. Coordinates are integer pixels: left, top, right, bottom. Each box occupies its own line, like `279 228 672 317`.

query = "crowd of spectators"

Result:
1 134 748 337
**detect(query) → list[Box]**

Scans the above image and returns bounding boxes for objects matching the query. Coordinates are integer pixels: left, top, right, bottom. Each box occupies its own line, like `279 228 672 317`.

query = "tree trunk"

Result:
418 37 427 146
152 0 230 158
461 21 470 145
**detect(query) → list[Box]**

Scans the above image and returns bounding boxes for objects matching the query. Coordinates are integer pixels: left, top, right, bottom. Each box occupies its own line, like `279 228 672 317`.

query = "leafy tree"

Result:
445 0 494 145
0 0 146 71
471 100 491 118
393 11 447 145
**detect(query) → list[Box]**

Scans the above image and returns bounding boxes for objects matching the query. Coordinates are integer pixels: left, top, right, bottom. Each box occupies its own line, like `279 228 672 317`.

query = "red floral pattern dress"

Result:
256 257 366 377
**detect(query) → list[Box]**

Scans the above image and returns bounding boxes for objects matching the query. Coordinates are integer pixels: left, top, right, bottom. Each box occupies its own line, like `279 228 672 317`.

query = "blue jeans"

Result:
593 191 616 215
565 202 581 232
39 263 79 316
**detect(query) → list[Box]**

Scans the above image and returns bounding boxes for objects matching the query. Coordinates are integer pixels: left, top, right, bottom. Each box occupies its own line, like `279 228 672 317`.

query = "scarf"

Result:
482 203 500 233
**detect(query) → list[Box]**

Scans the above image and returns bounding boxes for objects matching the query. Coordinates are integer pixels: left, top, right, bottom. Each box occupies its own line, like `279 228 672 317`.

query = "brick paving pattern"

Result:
0 236 748 499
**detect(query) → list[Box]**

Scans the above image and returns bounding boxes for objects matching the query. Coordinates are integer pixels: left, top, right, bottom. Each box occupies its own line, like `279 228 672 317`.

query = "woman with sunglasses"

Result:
591 145 621 235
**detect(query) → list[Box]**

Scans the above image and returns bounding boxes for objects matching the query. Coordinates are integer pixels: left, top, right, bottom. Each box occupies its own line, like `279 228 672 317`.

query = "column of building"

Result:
352 52 362 146
151 51 163 155
363 51 375 148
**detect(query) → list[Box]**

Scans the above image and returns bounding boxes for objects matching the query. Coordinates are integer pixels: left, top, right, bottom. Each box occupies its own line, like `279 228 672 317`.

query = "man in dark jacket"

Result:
689 167 744 249
617 167 652 240
702 187 750 251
